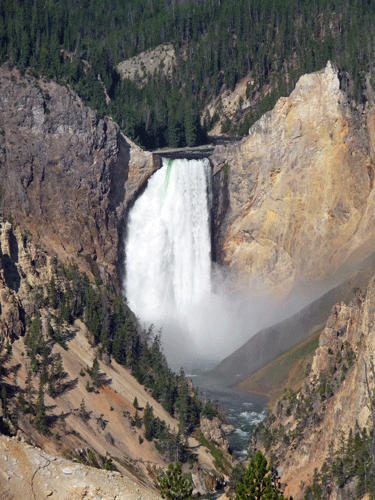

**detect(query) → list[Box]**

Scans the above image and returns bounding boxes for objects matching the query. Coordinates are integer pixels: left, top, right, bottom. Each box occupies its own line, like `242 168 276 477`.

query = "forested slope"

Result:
2 0 375 149
0 65 233 497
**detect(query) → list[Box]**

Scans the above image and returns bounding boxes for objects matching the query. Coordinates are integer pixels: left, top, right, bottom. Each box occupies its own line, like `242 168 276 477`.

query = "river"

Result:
124 155 269 455
185 361 268 458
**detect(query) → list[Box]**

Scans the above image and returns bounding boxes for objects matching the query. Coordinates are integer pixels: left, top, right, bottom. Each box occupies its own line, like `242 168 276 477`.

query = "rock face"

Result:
252 275 375 499
210 254 375 385
200 417 234 451
0 64 155 289
0 218 226 498
0 220 55 345
211 62 375 299
0 434 161 500
116 44 176 85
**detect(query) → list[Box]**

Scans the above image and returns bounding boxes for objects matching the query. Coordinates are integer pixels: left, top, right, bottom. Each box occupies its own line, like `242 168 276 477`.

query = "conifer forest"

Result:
1 0 375 148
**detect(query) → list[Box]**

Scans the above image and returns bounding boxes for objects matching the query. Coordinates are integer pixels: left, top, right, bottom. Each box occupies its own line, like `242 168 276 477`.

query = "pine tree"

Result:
79 398 90 422
25 369 35 415
48 353 66 397
17 392 27 413
47 276 58 309
158 462 193 500
88 357 102 387
235 451 288 500
34 382 49 435
134 409 142 428
144 402 155 441
1 385 7 414
60 293 72 324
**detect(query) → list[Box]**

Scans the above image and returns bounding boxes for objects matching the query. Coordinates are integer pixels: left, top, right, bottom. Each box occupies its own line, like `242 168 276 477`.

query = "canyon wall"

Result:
0 64 157 289
251 274 375 499
3 59 375 499
210 253 375 385
211 62 375 300
0 212 227 500
4 60 371 303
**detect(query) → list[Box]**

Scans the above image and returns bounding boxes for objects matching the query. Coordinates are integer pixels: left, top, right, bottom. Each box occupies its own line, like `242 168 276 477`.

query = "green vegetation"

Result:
47 352 66 398
304 425 373 499
130 409 142 429
46 262 209 434
201 398 219 419
78 398 90 422
0 230 217 471
68 448 118 471
10 260 219 447
235 451 288 500
34 381 50 435
237 329 321 402
2 0 375 148
158 462 193 500
252 327 371 499
143 402 155 441
86 357 103 388
196 431 231 475
127 399 196 463
0 342 15 435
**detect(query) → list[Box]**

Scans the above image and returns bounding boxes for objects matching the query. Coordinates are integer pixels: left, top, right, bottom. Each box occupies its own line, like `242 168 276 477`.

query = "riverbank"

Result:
186 363 268 458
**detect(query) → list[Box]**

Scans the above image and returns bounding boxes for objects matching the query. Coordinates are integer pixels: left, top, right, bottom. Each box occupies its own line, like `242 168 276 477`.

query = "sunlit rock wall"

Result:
211 62 375 299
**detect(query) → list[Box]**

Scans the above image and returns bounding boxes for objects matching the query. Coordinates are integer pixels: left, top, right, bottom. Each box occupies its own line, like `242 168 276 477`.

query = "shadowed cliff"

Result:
0 64 155 290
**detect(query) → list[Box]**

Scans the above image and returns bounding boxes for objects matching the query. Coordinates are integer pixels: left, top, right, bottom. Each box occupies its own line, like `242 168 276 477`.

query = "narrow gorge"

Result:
2 59 375 500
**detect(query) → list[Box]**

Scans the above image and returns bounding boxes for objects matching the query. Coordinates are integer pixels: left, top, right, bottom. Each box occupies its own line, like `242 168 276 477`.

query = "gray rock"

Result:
62 467 76 474
0 64 153 291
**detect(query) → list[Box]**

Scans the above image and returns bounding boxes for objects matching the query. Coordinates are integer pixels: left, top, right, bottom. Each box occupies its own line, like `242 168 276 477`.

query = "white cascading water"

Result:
124 158 212 354
125 157 279 367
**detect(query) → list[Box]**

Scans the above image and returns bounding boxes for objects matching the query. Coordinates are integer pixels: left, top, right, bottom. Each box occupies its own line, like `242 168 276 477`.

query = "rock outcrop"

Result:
211 62 375 299
0 219 227 498
200 416 234 451
0 219 55 345
117 44 176 85
0 434 161 500
252 274 375 499
191 467 226 497
0 64 156 289
210 254 375 385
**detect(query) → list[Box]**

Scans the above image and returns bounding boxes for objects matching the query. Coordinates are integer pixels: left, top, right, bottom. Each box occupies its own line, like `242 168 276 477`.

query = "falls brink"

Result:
125 158 277 366
124 158 212 358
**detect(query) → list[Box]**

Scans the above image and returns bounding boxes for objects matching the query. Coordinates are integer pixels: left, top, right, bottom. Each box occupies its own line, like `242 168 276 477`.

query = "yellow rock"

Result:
211 62 374 300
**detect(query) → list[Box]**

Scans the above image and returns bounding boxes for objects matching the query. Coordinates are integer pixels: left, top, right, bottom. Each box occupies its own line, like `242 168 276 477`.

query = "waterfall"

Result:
124 157 212 336
124 157 277 367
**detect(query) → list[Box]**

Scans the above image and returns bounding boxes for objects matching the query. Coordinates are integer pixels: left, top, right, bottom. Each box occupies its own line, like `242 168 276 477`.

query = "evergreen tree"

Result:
47 353 66 397
88 357 102 387
17 392 27 413
1 384 7 415
34 382 49 435
143 402 155 441
47 276 58 309
25 314 45 373
132 409 142 428
158 462 193 500
79 398 90 422
25 369 35 415
235 451 288 500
